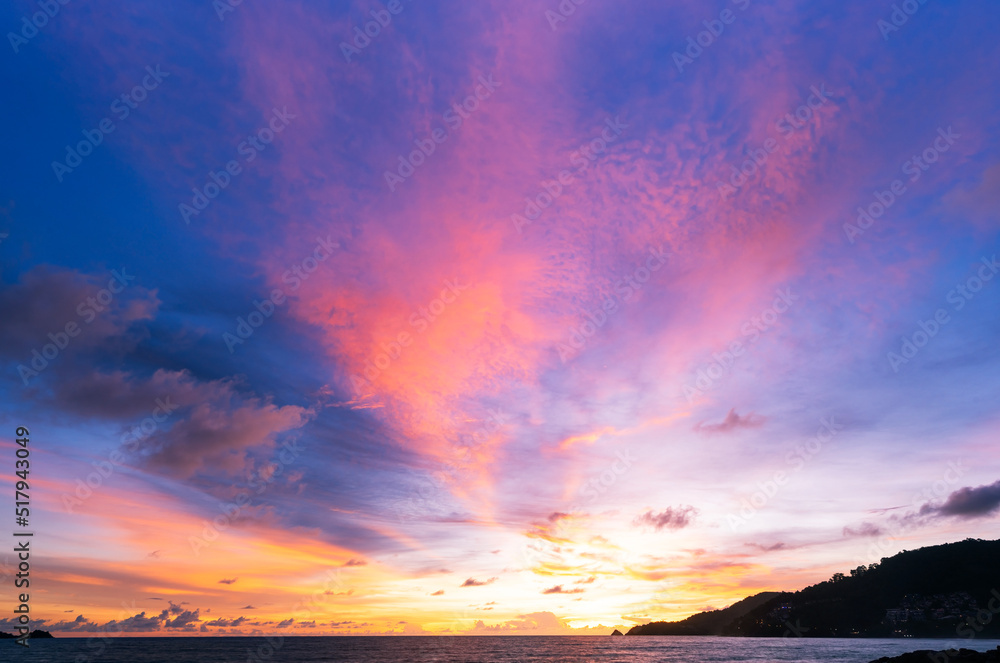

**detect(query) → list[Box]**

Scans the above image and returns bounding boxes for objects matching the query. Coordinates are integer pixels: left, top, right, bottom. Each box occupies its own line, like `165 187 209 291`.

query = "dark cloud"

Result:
343 558 367 566
542 585 585 595
218 577 239 584
204 616 247 627
111 612 168 632
461 577 497 587
276 619 294 628
164 609 200 630
0 272 312 481
8 608 178 634
137 394 309 478
932 480 1000 518
41 614 96 632
633 506 698 531
856 480 1000 535
20 364 312 483
694 409 765 434
0 265 158 361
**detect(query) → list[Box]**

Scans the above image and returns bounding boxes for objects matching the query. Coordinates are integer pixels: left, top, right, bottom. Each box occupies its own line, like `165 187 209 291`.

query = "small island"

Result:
0 630 54 640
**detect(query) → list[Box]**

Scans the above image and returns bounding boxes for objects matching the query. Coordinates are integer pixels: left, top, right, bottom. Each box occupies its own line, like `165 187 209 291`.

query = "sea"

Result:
5 636 1000 663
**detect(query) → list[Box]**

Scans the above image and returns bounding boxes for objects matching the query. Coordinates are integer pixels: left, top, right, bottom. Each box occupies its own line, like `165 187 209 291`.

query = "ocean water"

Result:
5 636 1000 663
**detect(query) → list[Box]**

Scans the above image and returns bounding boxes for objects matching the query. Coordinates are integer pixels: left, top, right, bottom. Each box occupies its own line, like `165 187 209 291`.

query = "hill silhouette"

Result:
626 538 1000 638
628 591 781 635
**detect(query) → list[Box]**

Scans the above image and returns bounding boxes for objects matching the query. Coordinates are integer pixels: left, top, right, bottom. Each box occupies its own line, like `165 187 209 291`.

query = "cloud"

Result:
33 365 312 481
858 481 1000 534
108 611 168 632
343 558 367 567
163 609 201 630
0 265 158 362
218 577 239 584
138 393 310 479
461 577 497 587
204 616 247 627
694 409 765 434
744 541 788 551
277 619 294 628
542 585 585 595
431 590 444 596
241 605 257 610
28 607 204 634
925 480 1000 519
633 506 698 531
38 614 95 632
843 522 883 538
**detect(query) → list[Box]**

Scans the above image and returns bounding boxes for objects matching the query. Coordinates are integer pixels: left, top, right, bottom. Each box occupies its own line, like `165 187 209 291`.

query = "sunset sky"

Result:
1 0 999 638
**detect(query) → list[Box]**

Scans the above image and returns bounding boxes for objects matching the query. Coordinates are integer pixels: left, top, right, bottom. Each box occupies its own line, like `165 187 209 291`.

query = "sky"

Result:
1 0 999 639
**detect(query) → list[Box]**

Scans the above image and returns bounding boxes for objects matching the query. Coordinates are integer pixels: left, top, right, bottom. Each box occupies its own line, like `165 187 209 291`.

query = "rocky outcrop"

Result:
870 646 1000 663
